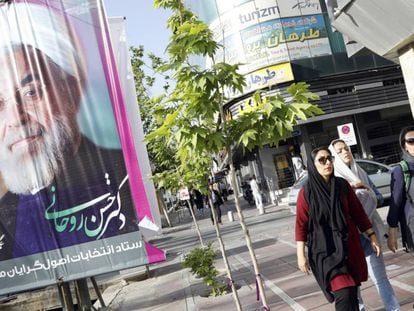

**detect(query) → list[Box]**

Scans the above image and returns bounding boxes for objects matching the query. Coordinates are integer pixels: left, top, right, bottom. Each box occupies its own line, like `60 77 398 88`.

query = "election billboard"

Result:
108 17 162 240
0 0 164 295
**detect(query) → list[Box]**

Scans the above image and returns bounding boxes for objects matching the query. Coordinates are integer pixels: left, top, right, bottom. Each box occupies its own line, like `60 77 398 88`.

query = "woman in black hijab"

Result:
388 125 414 252
295 147 381 310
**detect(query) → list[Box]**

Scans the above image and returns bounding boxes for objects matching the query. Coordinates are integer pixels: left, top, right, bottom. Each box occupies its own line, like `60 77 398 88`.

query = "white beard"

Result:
0 118 73 195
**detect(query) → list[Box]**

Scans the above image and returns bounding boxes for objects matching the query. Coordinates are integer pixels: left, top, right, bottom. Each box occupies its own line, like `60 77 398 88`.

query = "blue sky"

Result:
104 1 172 95
104 0 170 55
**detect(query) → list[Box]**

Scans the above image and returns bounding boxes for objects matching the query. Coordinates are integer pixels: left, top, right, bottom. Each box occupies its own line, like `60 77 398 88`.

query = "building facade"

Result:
185 0 411 200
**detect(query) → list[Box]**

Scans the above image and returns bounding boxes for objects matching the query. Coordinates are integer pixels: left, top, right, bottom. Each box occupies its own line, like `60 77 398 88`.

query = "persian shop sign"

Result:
206 0 331 97
224 62 294 99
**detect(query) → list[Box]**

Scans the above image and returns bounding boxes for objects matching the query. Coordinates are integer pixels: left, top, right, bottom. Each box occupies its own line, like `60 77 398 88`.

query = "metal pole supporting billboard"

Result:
57 281 74 311
75 279 92 310
91 277 106 308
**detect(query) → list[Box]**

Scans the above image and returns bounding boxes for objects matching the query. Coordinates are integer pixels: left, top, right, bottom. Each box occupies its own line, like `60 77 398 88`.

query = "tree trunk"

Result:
162 204 173 227
186 199 204 247
157 190 172 227
216 86 270 309
208 194 242 311
227 161 269 309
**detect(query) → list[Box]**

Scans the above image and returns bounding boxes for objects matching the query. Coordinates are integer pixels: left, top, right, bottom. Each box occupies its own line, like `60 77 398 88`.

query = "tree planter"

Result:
182 243 231 297
188 271 242 298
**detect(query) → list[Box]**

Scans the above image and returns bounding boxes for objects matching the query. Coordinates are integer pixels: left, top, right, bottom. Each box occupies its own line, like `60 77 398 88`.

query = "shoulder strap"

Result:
399 160 412 193
399 160 414 204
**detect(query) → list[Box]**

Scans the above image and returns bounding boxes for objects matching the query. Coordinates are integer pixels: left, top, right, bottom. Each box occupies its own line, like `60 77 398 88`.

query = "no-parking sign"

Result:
337 123 357 146
178 188 190 201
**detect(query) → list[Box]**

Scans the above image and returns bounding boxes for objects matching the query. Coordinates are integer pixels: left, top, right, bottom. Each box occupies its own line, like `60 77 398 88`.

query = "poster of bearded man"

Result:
0 0 164 295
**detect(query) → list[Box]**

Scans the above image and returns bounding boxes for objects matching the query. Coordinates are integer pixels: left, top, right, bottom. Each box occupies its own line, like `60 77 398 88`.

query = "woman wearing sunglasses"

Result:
388 126 414 253
329 139 400 311
296 147 381 310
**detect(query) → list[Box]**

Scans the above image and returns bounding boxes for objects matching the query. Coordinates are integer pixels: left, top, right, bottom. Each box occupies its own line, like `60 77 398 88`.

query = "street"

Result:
98 198 414 310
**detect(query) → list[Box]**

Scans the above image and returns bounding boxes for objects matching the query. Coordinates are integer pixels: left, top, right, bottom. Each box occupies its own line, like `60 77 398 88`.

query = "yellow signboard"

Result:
245 63 294 92
225 62 294 99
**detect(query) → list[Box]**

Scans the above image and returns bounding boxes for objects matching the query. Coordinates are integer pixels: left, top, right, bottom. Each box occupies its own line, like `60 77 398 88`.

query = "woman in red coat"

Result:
295 147 381 310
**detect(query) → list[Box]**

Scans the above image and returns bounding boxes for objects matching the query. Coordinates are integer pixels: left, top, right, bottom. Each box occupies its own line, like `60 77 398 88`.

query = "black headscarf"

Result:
304 147 349 302
399 126 414 164
397 126 414 250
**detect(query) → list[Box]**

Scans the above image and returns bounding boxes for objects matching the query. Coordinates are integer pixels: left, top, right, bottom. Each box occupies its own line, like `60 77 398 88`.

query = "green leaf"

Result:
253 91 262 105
208 132 224 150
238 129 257 147
276 121 283 136
290 106 307 120
145 125 169 141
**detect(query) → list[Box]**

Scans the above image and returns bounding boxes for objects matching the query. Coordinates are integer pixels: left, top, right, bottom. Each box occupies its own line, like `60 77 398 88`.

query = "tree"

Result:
129 46 176 175
151 1 323 309
130 45 207 243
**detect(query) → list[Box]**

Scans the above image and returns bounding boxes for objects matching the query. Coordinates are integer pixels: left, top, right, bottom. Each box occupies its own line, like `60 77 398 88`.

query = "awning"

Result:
332 0 414 62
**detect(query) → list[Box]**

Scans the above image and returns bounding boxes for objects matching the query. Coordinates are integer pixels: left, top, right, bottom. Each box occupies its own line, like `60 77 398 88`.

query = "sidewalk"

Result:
97 199 290 310
96 201 414 311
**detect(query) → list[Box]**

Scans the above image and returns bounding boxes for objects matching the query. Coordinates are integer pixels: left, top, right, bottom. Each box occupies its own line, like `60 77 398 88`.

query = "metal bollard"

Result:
258 205 265 215
227 211 234 222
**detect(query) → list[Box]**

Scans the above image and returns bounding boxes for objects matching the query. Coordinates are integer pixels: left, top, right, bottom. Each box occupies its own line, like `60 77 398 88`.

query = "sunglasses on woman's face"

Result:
405 138 414 145
316 155 334 165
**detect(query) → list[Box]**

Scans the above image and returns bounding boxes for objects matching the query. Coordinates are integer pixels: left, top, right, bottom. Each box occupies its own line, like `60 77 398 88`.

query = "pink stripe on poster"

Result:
145 242 166 264
91 2 153 222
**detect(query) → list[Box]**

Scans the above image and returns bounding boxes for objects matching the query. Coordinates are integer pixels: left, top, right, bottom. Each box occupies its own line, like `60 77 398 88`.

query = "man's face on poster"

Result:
0 46 81 194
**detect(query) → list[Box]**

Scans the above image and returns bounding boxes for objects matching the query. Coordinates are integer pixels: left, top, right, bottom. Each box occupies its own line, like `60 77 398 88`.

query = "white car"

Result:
288 159 393 214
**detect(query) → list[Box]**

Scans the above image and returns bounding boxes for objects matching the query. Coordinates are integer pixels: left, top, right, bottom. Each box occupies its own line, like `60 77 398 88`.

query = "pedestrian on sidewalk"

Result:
388 126 414 253
249 175 264 214
296 147 381 311
209 183 223 224
191 188 205 216
329 139 400 311
217 181 228 201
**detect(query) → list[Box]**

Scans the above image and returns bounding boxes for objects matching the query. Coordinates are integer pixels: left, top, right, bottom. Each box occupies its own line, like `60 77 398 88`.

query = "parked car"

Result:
288 159 393 214
356 159 392 201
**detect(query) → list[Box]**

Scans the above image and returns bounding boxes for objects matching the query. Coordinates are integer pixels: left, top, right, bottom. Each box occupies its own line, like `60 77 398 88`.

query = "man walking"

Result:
249 176 264 214
209 184 223 224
